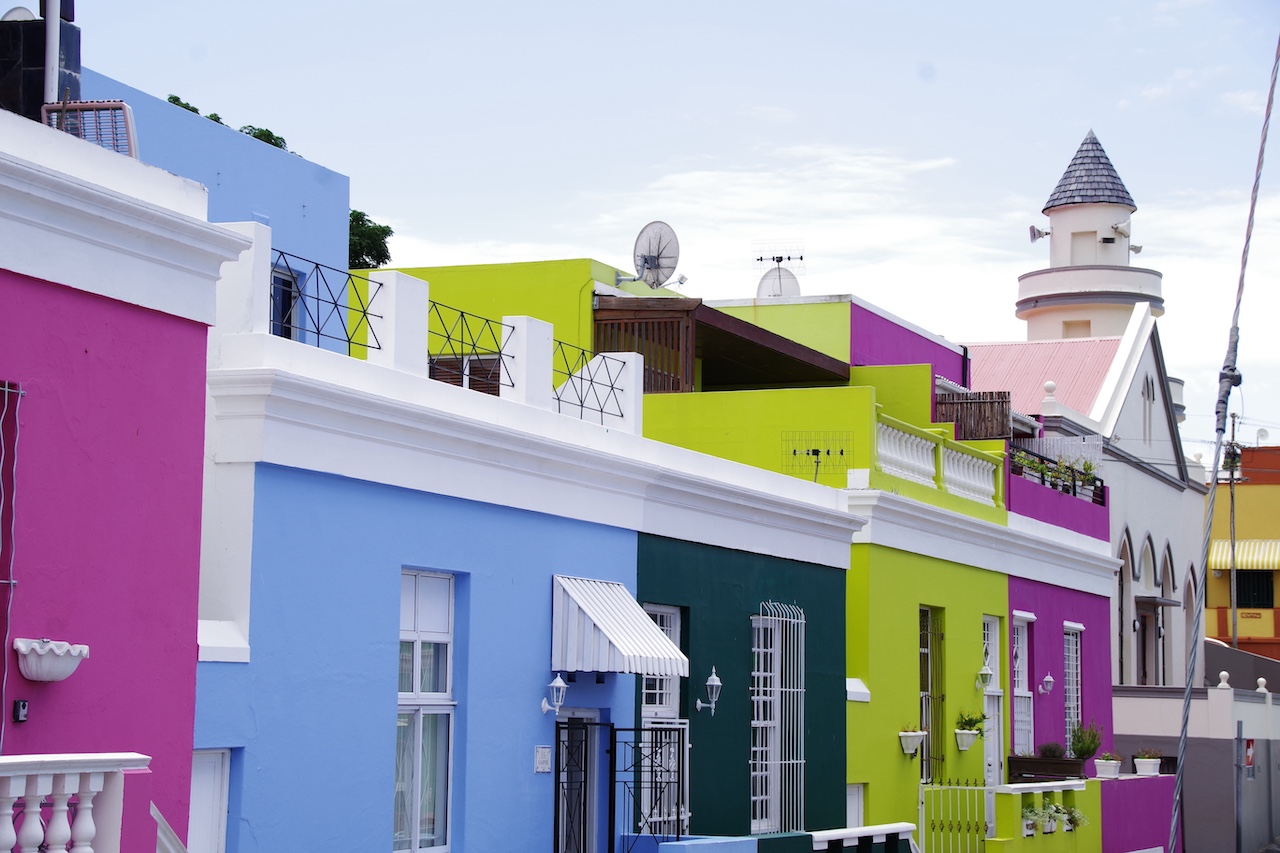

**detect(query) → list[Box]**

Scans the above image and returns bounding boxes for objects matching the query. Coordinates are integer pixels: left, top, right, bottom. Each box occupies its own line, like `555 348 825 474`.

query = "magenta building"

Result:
0 111 245 849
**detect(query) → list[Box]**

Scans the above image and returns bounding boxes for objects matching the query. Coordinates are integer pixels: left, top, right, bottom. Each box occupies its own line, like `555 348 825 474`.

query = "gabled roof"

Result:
1043 130 1136 214
967 338 1121 416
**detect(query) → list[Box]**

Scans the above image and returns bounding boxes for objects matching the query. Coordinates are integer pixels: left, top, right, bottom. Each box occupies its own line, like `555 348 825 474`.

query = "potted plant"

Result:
1134 747 1161 776
1021 806 1041 837
1040 802 1063 834
1007 741 1084 782
899 725 927 756
1070 719 1102 761
955 710 986 751
1063 805 1088 831
1095 751 1122 779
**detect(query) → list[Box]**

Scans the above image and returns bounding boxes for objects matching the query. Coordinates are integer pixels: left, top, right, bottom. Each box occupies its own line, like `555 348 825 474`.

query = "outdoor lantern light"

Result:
976 663 994 691
695 667 722 716
541 674 568 715
1039 672 1055 695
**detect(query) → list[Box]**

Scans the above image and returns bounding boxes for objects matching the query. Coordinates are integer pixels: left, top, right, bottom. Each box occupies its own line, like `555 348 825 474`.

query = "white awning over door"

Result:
551 575 689 677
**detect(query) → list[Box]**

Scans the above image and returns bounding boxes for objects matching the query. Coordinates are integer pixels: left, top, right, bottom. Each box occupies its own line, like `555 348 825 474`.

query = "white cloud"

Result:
1220 90 1265 115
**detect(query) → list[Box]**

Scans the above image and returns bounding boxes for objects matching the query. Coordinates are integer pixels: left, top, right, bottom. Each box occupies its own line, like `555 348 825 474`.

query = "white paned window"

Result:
396 572 454 851
1011 620 1033 755
750 602 805 834
642 605 680 719
919 607 944 782
1063 627 1082 755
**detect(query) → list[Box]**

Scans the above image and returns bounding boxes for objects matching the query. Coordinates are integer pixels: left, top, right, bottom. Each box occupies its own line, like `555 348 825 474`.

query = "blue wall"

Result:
196 464 639 853
81 69 349 273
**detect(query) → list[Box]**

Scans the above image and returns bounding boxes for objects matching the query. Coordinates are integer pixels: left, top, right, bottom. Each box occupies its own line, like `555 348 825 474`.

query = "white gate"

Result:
919 781 989 853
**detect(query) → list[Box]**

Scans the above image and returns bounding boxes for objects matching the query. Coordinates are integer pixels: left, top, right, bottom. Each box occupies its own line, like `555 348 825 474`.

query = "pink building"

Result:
0 110 245 849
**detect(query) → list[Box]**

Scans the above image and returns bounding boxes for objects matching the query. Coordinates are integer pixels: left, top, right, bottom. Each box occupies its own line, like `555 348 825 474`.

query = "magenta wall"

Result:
1006 474 1109 540
0 269 206 841
1008 577 1113 772
849 303 966 384
1100 775 1181 853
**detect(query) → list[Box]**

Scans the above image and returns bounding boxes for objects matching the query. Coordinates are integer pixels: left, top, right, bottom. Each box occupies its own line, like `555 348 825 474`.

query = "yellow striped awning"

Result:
1209 540 1280 571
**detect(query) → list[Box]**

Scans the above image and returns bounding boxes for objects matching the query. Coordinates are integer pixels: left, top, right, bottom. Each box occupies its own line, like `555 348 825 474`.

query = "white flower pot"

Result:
899 731 926 755
13 638 89 682
1095 759 1121 779
955 729 980 751
1134 757 1160 776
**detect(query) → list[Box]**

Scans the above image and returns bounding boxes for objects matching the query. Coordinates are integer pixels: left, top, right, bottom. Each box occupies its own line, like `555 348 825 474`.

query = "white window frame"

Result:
396 572 455 852
1011 616 1034 756
750 602 805 835
641 605 681 720
1063 625 1082 756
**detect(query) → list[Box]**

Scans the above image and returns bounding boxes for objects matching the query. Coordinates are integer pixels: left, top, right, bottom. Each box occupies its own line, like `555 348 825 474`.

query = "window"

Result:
0 383 19 587
1011 617 1034 755
396 573 454 851
642 606 680 719
750 602 805 834
1236 572 1274 609
919 607 944 782
1063 626 1082 754
270 266 301 340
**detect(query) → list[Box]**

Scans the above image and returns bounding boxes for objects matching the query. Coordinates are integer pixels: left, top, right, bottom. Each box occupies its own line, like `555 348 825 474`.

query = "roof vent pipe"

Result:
42 0 59 104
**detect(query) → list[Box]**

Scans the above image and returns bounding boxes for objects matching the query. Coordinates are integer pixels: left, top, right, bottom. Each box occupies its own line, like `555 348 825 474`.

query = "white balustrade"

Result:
942 446 997 504
0 753 149 853
876 422 937 486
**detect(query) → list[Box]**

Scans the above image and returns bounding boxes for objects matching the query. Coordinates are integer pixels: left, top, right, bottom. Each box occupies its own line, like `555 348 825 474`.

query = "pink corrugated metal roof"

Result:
966 338 1121 416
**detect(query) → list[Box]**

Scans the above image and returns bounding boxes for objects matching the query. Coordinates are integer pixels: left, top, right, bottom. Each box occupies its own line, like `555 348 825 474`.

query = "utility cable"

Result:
1169 25 1280 853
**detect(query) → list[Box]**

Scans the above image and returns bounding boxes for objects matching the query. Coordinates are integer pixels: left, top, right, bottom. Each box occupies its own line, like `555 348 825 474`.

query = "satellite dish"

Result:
632 221 680 289
1029 226 1050 243
757 267 800 298
1 6 36 20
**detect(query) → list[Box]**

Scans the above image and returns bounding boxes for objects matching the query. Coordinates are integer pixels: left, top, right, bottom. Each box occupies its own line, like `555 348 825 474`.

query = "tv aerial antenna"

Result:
617 221 680 289
753 240 805 298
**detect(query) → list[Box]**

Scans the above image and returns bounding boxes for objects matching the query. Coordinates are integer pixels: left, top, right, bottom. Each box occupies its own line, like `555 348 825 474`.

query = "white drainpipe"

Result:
43 0 61 104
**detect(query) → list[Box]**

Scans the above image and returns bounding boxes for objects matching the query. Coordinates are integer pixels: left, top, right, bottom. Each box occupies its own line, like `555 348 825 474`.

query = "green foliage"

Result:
1069 719 1103 760
1098 751 1121 761
1136 746 1162 759
167 94 199 113
1036 741 1066 759
955 710 987 732
349 209 394 269
239 125 288 150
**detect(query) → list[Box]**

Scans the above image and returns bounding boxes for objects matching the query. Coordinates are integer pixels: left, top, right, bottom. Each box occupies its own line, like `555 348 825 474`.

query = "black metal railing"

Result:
270 250 383 356
426 301 514 393
1009 446 1106 506
552 341 627 424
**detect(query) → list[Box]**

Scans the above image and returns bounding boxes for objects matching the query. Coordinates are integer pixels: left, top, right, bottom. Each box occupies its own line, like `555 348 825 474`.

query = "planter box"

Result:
955 729 981 751
899 731 926 756
1134 757 1160 776
1095 759 1121 779
1007 755 1084 782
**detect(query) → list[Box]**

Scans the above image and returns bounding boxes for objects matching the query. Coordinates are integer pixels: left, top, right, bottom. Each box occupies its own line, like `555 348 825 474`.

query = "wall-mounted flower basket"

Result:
899 731 926 756
13 638 89 682
955 729 980 751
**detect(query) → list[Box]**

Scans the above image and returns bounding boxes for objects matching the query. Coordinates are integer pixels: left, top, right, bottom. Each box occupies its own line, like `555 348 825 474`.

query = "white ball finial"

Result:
1258 677 1268 693
1043 380 1057 396
1218 671 1231 688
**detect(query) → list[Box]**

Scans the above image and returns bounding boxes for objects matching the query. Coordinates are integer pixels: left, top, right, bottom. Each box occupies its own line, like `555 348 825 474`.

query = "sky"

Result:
75 0 1280 461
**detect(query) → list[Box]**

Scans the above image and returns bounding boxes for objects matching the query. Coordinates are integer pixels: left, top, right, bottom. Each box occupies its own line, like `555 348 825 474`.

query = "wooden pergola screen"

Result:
594 315 696 393
935 391 1012 441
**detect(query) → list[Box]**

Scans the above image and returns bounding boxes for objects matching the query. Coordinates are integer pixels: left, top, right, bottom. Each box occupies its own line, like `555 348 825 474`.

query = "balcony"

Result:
875 414 1003 508
0 752 151 853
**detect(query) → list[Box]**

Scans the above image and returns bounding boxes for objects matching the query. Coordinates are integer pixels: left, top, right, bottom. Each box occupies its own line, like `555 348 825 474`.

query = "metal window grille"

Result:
42 100 138 158
634 720 689 838
1011 622 1033 756
920 608 945 783
750 602 805 834
1063 629 1081 754
641 607 680 719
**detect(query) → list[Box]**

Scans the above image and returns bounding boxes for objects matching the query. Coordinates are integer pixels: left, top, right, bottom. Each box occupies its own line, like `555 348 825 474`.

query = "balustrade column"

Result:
70 771 104 852
46 774 74 851
0 775 24 851
18 773 52 853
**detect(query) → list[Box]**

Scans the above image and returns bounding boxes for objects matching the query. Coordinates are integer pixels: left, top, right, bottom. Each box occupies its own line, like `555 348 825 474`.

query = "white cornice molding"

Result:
0 143 249 323
207 356 864 569
844 490 1117 596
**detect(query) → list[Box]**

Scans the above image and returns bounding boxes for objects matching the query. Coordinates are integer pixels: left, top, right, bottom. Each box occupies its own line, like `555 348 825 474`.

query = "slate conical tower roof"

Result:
1042 130 1136 214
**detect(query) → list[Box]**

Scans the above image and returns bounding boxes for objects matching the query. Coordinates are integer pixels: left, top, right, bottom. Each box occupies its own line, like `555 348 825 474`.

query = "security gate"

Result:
920 780 989 853
555 721 687 853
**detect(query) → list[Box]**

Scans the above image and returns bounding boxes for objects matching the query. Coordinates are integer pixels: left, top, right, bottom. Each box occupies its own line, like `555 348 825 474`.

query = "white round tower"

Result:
1017 131 1163 339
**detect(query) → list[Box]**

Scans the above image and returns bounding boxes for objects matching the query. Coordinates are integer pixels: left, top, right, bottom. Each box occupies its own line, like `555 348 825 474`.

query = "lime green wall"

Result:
716 301 851 363
984 783 1102 851
849 544 1008 826
644 386 878 488
850 365 937 428
392 258 622 349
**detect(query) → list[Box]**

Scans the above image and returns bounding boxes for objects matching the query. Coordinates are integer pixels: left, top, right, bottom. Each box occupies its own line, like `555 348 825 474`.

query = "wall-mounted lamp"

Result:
695 667 722 716
1038 672 1055 695
1213 569 1223 579
541 674 568 715
976 664 994 691
1132 619 1140 633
